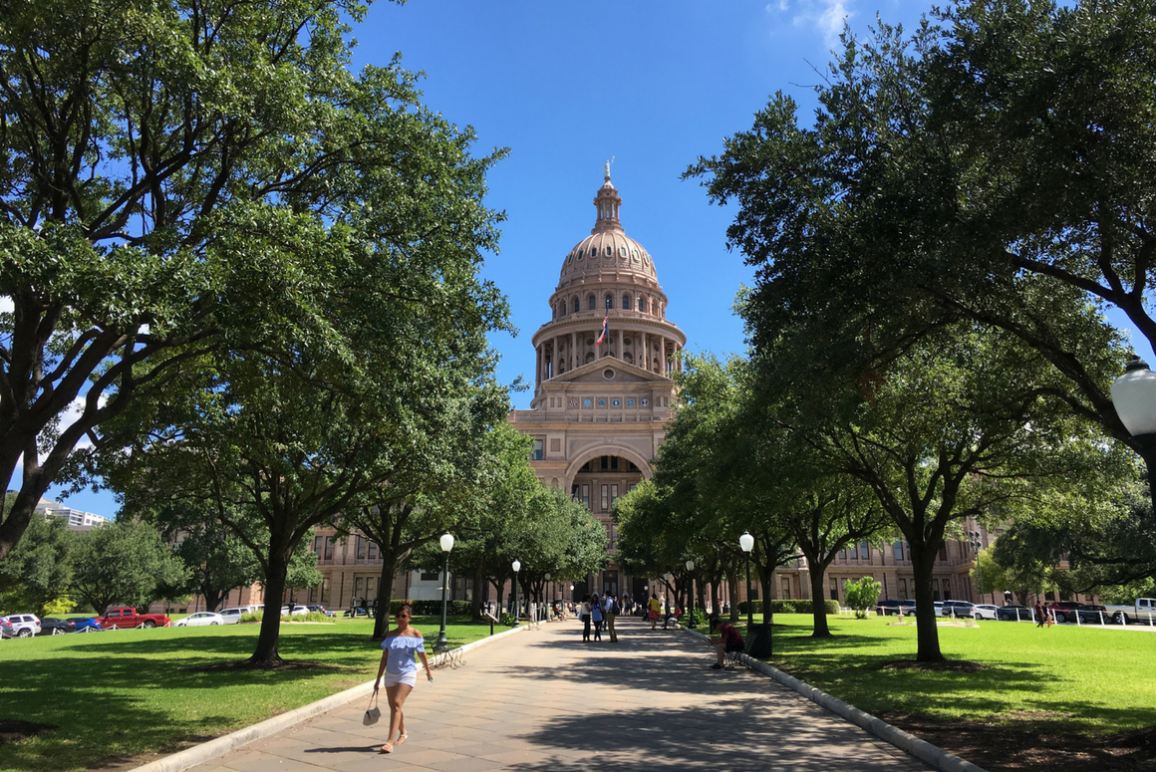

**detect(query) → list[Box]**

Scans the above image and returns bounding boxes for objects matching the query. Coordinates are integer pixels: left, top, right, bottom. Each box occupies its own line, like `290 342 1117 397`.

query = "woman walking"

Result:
591 593 604 641
580 594 593 642
373 602 433 754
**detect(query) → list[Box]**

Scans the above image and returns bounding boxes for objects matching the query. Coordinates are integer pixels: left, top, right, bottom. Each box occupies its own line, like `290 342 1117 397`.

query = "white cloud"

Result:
0 296 12 314
769 0 854 48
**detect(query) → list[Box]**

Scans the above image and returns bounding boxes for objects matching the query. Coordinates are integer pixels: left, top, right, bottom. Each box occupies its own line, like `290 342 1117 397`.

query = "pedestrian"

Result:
648 593 661 631
1034 602 1046 628
591 593 604 641
580 594 592 642
373 601 433 754
606 594 619 643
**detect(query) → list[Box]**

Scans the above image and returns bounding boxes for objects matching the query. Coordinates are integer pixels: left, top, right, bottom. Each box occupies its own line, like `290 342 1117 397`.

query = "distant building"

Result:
35 497 111 531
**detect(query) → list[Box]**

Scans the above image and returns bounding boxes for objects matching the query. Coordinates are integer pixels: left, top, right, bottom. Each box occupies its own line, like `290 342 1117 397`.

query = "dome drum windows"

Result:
588 295 596 311
573 298 580 314
621 293 630 310
638 297 647 312
604 294 613 310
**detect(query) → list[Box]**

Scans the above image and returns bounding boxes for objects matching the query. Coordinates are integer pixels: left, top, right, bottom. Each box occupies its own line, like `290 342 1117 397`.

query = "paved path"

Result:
189 617 932 772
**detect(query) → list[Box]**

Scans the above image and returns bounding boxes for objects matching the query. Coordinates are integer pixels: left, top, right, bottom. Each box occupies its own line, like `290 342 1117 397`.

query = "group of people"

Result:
577 593 621 642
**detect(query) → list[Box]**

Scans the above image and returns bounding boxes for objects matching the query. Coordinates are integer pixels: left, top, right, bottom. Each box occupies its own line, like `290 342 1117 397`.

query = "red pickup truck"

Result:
99 607 171 629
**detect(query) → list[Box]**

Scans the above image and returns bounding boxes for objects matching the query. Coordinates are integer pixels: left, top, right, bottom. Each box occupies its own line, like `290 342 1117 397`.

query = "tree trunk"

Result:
247 553 288 667
372 553 399 641
910 544 945 663
470 557 486 623
204 587 224 612
760 569 773 626
809 562 832 637
727 564 740 623
709 577 719 617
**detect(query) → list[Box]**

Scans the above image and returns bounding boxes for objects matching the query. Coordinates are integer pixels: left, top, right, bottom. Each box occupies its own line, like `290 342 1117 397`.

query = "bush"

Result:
499 612 516 627
843 577 883 619
240 610 262 623
737 599 840 615
380 599 471 616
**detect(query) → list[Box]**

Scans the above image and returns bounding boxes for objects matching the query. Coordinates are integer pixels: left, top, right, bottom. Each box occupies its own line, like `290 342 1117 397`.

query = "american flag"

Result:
596 312 609 345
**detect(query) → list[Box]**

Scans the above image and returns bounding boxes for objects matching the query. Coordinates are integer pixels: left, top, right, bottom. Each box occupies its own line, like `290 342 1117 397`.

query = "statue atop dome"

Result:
604 156 614 180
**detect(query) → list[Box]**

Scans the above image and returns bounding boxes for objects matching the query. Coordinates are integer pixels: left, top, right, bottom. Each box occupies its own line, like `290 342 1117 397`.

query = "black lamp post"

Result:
434 532 454 653
739 532 754 628
512 559 521 627
685 559 696 629
1112 355 1156 506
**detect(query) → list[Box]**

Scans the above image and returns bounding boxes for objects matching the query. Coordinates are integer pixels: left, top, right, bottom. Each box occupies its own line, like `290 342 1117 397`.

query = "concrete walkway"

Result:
188 616 932 772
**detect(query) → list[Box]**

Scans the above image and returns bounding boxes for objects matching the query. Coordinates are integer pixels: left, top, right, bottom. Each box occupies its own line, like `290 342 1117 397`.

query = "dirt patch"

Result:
880 659 986 673
0 719 56 745
877 712 1156 771
186 660 335 673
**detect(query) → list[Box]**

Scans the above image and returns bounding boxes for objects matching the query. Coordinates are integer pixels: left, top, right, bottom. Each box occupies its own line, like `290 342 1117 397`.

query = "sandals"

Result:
395 734 408 746
379 743 393 754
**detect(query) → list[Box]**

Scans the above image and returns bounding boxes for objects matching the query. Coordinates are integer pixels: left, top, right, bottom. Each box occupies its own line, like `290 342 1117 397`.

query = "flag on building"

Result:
596 312 609 345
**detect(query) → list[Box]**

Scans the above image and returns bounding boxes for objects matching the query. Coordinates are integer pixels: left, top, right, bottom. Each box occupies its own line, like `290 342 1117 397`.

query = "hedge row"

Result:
736 599 840 615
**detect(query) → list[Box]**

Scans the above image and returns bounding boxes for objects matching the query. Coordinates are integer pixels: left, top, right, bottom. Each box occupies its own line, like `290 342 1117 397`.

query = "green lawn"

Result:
744 614 1156 734
0 615 495 772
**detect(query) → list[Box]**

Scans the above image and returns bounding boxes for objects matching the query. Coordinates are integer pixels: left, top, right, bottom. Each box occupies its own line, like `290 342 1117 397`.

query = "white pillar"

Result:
641 332 647 370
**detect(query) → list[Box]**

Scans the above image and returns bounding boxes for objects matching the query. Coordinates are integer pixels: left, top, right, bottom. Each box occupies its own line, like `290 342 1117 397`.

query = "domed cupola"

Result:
558 166 659 288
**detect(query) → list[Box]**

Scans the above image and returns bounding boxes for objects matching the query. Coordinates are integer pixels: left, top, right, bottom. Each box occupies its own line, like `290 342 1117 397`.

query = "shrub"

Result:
240 610 262 623
843 577 883 619
499 612 516 627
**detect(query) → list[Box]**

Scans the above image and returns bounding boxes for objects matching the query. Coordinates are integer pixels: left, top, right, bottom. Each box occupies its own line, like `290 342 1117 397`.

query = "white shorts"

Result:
383 671 417 688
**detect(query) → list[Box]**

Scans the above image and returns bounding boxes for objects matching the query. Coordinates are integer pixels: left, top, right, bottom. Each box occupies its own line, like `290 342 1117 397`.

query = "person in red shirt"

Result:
709 621 745 669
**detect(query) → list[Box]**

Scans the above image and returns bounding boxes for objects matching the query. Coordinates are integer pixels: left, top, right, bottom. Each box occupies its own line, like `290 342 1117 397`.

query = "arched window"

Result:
622 294 630 310
588 295 596 311
572 297 580 314
605 294 613 310
585 352 595 364
638 297 646 312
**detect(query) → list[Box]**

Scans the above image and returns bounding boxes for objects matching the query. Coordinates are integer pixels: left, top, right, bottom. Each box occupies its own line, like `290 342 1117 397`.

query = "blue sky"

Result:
51 0 1152 517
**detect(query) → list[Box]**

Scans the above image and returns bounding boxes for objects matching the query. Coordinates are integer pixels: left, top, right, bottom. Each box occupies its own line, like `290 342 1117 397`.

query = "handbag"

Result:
362 692 381 726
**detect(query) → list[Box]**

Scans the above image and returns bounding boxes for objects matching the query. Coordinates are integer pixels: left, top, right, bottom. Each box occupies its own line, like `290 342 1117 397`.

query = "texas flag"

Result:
596 312 609 345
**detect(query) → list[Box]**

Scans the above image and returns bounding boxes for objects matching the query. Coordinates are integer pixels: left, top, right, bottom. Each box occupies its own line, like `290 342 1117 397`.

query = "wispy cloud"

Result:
767 0 854 48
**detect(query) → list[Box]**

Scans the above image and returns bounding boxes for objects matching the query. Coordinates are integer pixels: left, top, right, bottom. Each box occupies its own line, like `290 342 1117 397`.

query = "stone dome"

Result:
558 175 659 287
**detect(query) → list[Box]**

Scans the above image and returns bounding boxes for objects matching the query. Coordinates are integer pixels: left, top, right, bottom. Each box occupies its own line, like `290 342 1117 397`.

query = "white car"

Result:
281 604 308 617
174 611 224 627
971 604 1000 620
2 614 41 637
218 607 250 624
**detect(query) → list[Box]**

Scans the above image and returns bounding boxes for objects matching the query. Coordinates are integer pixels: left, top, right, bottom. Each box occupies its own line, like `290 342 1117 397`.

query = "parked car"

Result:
218 607 250 624
971 604 1000 620
1046 600 1082 624
38 617 73 635
306 604 335 618
940 601 976 619
996 604 1036 622
174 611 224 627
1074 604 1110 624
2 614 41 637
875 599 905 616
280 604 308 617
98 607 172 629
68 617 103 633
0 618 15 638
1103 597 1156 625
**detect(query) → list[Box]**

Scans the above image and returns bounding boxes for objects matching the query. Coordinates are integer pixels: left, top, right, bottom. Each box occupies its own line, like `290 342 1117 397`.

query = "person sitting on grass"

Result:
708 621 745 670
662 606 683 630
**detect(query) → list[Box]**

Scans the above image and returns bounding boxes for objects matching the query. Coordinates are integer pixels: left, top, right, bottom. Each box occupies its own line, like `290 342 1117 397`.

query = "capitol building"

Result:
508 168 685 600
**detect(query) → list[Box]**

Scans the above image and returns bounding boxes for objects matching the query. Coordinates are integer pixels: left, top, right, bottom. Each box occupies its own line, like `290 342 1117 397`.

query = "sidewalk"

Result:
186 616 932 772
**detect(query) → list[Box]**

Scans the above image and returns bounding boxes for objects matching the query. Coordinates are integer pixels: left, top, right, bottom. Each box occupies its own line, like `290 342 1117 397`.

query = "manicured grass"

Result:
0 614 495 772
752 614 1156 734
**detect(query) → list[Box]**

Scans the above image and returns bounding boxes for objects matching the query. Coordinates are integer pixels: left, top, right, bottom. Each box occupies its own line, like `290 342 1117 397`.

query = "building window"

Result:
573 298 580 313
368 541 377 560
601 456 609 470
781 578 791 599
532 438 544 461
588 295 596 310
893 540 903 561
323 537 334 561
582 484 590 508
838 549 846 560
848 543 858 560
601 484 609 511
357 536 366 560
899 577 908 598
629 483 637 492
605 294 613 309
861 541 869 560
610 456 619 470
939 543 948 561
622 294 630 310
933 579 940 601
314 535 323 555
638 297 646 312
610 484 619 507
830 578 839 601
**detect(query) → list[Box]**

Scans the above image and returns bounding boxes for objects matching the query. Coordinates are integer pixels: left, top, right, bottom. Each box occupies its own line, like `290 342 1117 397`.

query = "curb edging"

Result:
679 626 988 772
132 624 532 772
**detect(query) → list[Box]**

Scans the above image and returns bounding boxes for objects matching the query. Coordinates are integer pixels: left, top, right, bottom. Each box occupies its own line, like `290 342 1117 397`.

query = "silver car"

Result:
2 614 41 638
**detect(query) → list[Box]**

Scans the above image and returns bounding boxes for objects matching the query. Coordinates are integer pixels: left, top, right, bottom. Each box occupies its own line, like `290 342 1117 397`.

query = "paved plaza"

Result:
187 617 933 772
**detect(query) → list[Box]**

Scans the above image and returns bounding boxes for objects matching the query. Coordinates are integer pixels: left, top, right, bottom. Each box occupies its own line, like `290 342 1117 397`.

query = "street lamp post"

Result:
1112 355 1156 506
968 531 984 605
685 559 696 629
545 572 551 620
512 559 521 627
435 532 454 653
739 532 755 628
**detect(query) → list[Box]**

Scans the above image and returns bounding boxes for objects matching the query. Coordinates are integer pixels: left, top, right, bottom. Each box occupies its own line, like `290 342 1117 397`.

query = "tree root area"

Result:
0 719 57 745
878 711 1156 771
186 660 334 673
880 659 986 673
